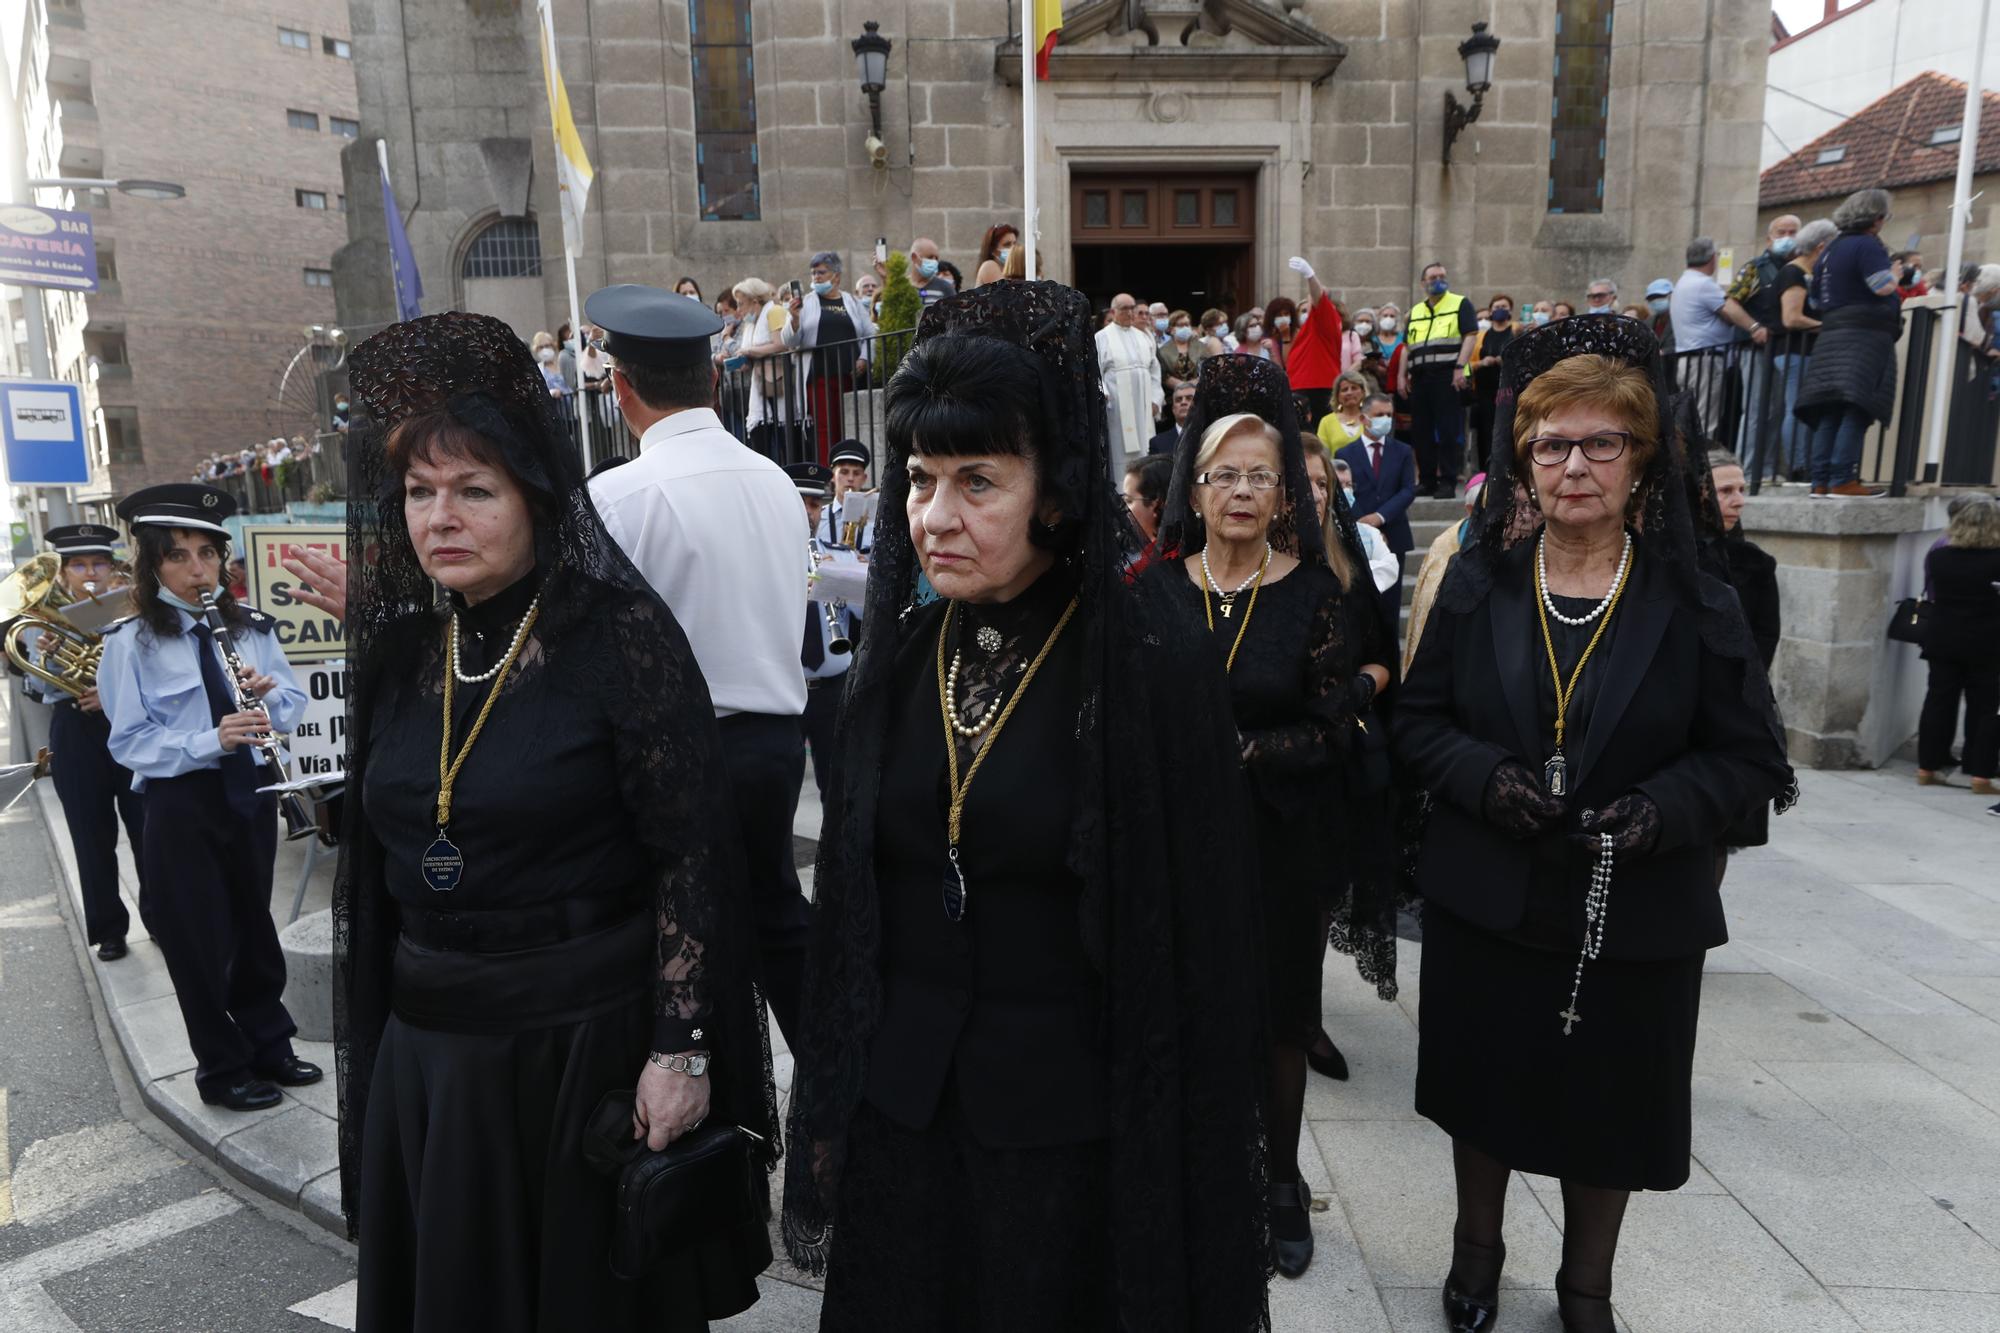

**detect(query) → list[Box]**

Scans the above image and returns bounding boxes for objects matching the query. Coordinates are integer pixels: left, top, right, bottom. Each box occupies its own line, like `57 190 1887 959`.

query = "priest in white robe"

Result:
1096 293 1163 475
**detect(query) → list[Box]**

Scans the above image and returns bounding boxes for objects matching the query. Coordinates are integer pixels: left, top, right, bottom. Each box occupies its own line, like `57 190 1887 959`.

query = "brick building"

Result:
334 0 1770 343
4 0 357 505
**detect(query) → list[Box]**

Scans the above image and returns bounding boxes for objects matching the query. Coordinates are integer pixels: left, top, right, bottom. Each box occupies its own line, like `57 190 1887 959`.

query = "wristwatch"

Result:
648 1050 710 1077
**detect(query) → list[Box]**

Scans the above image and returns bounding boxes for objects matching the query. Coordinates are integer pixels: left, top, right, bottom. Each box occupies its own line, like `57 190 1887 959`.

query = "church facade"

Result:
334 0 1769 338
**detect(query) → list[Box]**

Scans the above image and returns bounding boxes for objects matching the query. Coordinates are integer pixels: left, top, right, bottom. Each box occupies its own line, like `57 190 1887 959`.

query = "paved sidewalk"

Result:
19 684 2000 1330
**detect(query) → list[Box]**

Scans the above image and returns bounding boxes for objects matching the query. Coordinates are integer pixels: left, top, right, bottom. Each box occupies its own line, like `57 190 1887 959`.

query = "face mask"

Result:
1379 316 1398 333
1154 318 1170 333
918 258 939 278
1588 306 1613 316
1477 318 1491 333
536 348 557 363
811 280 832 296
1531 310 1551 326
1212 326 1229 339
335 400 348 411
1353 321 1374 336
1343 487 1358 506
1427 278 1448 297
1366 415 1393 438
1490 308 1510 324
1907 267 1922 284
1771 236 1797 258
1245 325 1263 342
1647 297 1670 314
722 315 740 330
1275 315 1291 329
682 291 701 302
998 247 1012 266
159 587 208 615
1173 325 1193 342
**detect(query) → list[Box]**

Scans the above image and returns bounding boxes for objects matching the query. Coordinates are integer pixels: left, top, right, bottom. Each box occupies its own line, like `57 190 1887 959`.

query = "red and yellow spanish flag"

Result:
1033 0 1063 80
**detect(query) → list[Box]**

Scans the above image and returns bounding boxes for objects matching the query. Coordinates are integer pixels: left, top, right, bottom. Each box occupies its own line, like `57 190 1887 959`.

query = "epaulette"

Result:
237 606 281 632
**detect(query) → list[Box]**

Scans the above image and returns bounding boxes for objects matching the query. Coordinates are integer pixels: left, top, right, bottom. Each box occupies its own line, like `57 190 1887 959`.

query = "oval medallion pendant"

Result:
422 834 465 892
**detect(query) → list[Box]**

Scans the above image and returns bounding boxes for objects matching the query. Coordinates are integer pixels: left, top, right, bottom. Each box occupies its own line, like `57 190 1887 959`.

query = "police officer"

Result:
26 524 144 960
789 462 855 803
96 484 320 1112
1397 260 1478 498
819 439 876 553
586 282 815 1045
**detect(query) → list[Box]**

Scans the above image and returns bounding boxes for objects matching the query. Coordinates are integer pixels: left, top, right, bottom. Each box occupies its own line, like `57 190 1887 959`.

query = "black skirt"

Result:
819 1094 1112 1332
355 917 762 1333
1415 904 1704 1192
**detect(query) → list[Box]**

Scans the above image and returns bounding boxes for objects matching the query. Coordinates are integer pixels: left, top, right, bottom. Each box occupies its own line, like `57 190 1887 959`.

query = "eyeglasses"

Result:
1197 468 1283 490
1526 432 1631 466
1586 291 1614 303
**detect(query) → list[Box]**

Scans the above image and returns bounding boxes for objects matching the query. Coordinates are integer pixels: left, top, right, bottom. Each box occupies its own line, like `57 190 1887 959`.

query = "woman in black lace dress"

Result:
1144 353 1395 1280
1395 317 1793 1333
333 313 777 1332
782 282 1272 1332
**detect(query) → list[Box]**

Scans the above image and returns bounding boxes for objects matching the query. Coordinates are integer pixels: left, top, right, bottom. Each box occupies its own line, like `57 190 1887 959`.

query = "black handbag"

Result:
1886 596 1931 646
581 1090 770 1282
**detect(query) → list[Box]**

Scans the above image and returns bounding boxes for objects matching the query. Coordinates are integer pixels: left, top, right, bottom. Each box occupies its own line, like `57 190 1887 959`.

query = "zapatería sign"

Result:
242 523 348 662
0 205 98 293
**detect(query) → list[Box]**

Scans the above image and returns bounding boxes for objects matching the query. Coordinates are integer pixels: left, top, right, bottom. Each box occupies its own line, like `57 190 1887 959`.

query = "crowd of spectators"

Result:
190 433 324 487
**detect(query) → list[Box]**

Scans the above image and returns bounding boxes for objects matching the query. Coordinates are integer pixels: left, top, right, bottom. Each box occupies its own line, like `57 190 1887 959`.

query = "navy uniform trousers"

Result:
139 771 297 1094
717 711 812 1047
48 700 143 945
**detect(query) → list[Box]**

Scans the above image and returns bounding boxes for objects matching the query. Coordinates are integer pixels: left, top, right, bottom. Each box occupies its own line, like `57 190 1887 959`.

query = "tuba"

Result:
1 553 131 698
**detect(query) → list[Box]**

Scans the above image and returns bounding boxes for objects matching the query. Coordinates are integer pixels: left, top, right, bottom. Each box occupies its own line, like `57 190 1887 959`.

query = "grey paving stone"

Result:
1691 1113 2000 1291
1277 1123 1395 1333
1829 1286 2000 1332
713 1276 823 1330
1377 1284 1630 1332
1700 941 1769 974
145 1069 289 1159
216 1104 341 1207
1690 1055 1826 1124
108 992 198 1083
1695 974 1899 1062
280 1039 339 1117
1848 1012 2000 1114
299 1168 345 1236
1318 1119 1565 1293
92 938 177 1008
1854 881 2000 939
1303 1007 1422 1124
1612 1193 1865 1332
1730 936 1979 1018
1914 973 2000 1023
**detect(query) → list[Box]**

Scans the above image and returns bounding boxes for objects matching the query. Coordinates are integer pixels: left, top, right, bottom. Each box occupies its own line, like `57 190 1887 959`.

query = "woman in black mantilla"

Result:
1144 352 1398 1280
1394 316 1794 1332
781 281 1272 1332
333 312 777 1332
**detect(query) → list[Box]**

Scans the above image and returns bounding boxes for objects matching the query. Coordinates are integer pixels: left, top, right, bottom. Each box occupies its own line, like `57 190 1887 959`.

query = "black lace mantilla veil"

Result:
332 312 778 1239
1423 314 1797 808
781 281 1275 1331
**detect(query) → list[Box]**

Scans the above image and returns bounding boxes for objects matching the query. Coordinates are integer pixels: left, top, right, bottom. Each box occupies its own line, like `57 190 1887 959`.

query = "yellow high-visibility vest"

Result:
1405 292 1468 375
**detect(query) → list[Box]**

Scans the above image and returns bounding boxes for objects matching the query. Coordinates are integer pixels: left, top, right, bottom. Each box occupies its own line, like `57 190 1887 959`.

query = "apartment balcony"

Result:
54 98 99 155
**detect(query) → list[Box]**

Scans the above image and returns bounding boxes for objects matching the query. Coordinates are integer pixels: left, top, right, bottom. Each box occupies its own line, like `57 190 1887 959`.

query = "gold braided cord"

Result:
1533 545 1633 755
437 605 541 828
934 597 1079 846
1201 545 1271 674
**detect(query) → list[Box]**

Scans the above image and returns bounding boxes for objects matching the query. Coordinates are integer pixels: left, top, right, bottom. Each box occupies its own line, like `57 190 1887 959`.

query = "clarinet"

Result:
198 589 320 842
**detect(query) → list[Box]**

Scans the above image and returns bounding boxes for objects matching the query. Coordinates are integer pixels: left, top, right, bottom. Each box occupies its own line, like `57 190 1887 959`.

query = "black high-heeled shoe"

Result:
1307 1027 1350 1081
1555 1269 1615 1333
1440 1236 1504 1331
1269 1180 1315 1278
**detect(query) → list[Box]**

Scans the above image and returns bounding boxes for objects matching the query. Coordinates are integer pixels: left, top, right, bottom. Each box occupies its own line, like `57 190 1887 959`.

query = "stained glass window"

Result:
1548 0 1612 215
690 0 761 222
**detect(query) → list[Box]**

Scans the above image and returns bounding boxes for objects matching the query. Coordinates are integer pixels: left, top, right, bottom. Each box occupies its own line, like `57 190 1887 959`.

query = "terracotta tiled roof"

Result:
1760 71 2000 208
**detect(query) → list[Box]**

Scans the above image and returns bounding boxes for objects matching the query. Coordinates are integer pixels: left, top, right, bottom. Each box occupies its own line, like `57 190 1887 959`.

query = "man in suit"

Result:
1149 381 1197 455
1336 390 1419 623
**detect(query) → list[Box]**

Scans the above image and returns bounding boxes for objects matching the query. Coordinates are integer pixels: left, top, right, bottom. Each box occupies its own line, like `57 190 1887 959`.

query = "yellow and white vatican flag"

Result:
536 0 595 253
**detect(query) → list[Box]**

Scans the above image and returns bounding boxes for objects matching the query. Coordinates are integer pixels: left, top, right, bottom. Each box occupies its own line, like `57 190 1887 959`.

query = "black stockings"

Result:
1449 1137 1631 1328
1270 1044 1307 1184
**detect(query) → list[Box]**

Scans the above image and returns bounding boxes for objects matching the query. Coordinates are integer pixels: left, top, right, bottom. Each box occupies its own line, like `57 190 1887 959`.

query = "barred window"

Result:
1547 0 1613 215
461 217 543 279
689 0 761 222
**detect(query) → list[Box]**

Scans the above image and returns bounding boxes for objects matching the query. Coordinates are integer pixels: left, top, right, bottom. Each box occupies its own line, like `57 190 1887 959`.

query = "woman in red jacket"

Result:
1284 255 1346 426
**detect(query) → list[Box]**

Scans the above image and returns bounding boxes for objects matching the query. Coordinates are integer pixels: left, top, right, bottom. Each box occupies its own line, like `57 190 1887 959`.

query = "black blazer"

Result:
1394 544 1790 959
1923 545 2000 664
1336 436 1419 554
1148 425 1181 456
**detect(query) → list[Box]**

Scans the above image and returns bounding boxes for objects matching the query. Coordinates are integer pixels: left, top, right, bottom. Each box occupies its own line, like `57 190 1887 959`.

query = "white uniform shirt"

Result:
591 408 808 718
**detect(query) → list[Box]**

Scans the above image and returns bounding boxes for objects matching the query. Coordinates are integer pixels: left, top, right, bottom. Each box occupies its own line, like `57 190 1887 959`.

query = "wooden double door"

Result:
1070 172 1257 319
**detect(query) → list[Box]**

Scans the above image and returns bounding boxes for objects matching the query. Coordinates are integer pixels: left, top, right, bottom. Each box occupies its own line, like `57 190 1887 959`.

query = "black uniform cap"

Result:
583 283 723 369
115 483 236 538
785 461 833 500
828 440 870 469
44 523 120 556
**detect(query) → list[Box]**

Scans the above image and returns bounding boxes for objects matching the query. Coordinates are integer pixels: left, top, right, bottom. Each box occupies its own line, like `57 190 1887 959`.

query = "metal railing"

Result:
1661 297 2000 497
206 432 350 516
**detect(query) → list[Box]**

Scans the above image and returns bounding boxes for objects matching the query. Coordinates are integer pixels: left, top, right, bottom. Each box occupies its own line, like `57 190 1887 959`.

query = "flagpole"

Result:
539 0 593 471
1922 0 1990 478
1022 15 1038 281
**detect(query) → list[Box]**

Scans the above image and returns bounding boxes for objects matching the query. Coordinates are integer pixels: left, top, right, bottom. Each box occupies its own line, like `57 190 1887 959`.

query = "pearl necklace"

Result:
1202 543 1271 600
449 592 542 684
1538 530 1631 627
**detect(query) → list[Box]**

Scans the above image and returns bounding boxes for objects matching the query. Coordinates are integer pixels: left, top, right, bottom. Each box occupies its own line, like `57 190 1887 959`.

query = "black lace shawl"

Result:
780 282 1274 1331
1155 352 1401 996
332 312 777 1239
1421 315 1797 810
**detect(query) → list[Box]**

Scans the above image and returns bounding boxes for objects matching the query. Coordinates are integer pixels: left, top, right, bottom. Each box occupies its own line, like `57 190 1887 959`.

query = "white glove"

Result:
1288 256 1315 281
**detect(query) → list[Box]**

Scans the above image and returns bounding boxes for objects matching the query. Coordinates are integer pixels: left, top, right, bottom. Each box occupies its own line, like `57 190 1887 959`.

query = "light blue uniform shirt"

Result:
96 607 308 792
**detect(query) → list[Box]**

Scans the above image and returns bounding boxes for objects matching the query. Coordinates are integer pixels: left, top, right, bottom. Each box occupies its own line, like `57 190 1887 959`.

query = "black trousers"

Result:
717 711 812 1045
48 701 142 945
802 674 847 803
1919 656 1999 777
139 770 295 1093
1409 371 1466 492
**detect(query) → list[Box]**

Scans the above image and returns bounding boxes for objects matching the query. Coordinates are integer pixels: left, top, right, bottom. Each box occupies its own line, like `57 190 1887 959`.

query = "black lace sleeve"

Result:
1240 584 1355 776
